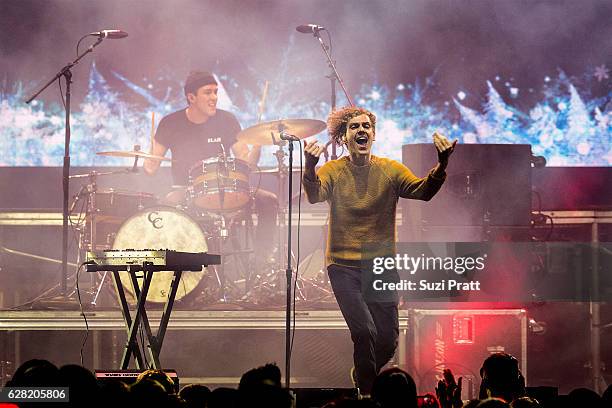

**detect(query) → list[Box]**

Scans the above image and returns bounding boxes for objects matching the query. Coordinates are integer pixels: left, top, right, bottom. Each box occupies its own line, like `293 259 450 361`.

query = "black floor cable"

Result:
76 261 89 367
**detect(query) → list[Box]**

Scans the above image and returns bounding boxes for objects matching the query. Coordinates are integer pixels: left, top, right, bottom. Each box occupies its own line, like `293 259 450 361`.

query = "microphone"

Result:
89 30 129 39
296 24 325 34
279 131 300 141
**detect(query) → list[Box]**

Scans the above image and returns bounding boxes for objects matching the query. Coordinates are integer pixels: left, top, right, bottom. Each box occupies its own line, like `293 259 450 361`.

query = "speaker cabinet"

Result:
401 144 532 241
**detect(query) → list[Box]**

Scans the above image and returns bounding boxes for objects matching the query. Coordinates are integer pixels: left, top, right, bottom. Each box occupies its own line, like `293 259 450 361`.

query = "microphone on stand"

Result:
296 24 325 34
89 30 129 39
279 131 300 141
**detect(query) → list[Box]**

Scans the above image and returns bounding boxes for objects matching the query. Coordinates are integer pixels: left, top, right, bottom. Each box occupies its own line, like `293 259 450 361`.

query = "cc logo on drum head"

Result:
147 211 164 229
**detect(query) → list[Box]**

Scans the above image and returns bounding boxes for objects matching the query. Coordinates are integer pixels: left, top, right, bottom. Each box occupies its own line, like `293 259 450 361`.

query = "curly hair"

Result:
327 106 376 145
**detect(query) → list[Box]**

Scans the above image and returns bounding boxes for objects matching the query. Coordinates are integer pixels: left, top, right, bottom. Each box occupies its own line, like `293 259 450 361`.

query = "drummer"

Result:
143 70 278 266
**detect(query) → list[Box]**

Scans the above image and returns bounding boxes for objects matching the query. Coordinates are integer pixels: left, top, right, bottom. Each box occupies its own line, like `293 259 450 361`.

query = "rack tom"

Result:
189 157 251 212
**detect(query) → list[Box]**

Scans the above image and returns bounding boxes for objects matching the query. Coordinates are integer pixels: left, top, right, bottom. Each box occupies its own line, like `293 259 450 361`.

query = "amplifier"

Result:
401 144 532 230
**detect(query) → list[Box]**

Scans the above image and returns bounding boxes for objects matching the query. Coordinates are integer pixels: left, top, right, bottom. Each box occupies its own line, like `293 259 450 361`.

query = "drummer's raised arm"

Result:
231 141 261 169
144 140 169 175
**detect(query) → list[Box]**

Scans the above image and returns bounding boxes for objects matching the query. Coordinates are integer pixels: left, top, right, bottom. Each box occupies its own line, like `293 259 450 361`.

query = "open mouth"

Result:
355 135 369 146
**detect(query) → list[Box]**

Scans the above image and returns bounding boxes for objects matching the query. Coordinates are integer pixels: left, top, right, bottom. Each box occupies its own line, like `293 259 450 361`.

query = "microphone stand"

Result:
311 29 354 160
25 36 104 299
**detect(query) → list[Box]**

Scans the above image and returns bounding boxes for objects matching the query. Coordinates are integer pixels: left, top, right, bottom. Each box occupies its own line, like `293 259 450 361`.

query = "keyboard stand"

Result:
85 250 221 369
111 263 185 369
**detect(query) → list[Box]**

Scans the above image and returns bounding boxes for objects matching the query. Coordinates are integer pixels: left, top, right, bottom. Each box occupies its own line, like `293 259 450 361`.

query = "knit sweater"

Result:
303 155 445 268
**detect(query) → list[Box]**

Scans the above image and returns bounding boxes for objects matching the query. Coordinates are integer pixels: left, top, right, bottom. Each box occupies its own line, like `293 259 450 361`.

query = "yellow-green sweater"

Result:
303 155 445 268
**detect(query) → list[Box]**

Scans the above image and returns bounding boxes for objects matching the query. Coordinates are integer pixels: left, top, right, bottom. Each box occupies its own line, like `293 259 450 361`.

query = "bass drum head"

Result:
112 206 208 304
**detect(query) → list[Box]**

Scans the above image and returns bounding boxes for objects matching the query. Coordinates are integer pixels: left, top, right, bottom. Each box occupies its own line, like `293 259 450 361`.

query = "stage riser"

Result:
1 329 356 388
0 311 409 388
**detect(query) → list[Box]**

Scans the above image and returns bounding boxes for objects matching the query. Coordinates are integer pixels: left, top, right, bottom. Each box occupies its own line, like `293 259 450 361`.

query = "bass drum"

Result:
112 206 208 304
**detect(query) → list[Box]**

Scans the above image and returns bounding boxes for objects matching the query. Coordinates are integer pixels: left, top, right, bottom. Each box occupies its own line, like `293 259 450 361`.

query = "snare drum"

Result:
112 206 208 303
189 157 251 212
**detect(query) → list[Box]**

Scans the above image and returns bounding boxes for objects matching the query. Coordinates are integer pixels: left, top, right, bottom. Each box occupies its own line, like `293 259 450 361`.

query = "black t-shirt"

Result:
155 108 241 185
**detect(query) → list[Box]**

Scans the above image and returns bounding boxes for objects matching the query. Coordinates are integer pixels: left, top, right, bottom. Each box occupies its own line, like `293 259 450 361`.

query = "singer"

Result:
303 106 456 395
144 71 278 266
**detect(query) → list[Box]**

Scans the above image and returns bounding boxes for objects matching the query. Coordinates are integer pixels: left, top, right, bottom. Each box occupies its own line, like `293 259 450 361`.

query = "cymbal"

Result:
96 150 173 162
69 169 134 179
253 167 303 174
237 119 326 145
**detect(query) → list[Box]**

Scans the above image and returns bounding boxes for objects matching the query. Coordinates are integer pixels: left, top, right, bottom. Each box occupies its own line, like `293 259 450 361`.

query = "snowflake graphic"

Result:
594 65 609 82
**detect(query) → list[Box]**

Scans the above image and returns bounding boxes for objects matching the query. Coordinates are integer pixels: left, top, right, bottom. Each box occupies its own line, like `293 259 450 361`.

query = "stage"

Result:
0 1 610 404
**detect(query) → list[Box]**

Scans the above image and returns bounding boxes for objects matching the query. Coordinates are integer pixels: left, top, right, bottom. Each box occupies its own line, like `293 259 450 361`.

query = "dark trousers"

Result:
327 264 399 394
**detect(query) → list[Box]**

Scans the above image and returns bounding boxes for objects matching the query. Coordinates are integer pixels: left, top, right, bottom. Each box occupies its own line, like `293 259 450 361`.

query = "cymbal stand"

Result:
71 165 140 307
69 172 105 305
204 211 250 303
229 197 256 294
212 215 230 302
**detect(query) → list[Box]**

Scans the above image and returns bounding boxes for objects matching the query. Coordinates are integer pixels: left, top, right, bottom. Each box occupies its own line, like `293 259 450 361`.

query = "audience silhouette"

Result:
4 356 608 407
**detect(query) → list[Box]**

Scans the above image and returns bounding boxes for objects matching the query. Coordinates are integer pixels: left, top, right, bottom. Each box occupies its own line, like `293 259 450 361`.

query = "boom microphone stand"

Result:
25 35 106 299
309 28 354 159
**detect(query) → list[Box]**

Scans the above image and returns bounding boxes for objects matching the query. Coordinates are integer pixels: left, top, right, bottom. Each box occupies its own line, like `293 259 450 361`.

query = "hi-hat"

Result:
96 150 173 161
237 119 326 145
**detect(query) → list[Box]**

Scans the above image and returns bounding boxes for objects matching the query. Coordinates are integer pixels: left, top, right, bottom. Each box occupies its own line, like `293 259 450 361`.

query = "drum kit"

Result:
71 118 334 308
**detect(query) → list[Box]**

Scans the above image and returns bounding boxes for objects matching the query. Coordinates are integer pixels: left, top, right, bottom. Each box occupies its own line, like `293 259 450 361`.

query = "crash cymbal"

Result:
237 119 326 145
96 150 173 161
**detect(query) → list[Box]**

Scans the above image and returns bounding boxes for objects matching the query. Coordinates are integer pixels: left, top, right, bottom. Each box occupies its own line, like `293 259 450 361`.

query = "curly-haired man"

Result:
303 106 456 395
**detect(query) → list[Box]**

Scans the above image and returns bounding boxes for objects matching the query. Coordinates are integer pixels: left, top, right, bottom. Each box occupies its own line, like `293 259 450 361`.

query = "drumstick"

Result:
256 80 269 123
150 111 155 151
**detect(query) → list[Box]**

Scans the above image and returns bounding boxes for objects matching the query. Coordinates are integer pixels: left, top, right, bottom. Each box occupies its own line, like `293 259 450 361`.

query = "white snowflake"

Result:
463 132 477 143
539 133 553 148
605 149 612 165
594 65 609 82
577 142 591 155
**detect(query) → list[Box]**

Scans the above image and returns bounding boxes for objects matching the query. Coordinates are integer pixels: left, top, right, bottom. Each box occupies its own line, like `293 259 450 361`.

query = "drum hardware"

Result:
201 204 258 304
